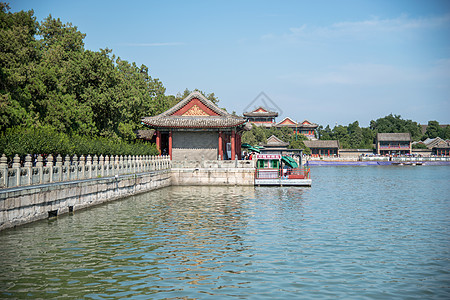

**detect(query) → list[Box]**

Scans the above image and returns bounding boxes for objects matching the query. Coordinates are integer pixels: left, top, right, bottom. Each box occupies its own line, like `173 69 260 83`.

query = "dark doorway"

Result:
161 133 169 156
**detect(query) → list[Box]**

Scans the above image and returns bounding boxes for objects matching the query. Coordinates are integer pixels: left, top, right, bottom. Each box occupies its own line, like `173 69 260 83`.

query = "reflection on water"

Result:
0 167 449 299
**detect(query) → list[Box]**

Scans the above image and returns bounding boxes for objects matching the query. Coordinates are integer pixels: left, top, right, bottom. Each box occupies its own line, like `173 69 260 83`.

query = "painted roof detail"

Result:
276 117 297 126
182 104 209 116
141 91 245 128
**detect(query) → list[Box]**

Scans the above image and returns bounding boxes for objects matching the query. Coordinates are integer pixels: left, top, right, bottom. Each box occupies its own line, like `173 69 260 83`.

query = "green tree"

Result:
333 125 350 148
424 120 440 139
0 3 40 131
176 88 220 105
317 125 333 140
370 114 422 141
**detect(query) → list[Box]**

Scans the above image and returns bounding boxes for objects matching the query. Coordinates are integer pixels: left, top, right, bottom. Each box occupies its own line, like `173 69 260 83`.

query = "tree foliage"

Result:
0 5 173 144
176 88 220 105
370 114 422 141
0 125 159 157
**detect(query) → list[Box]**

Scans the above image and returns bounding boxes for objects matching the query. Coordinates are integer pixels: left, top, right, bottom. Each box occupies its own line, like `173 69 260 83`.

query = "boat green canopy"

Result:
241 143 252 148
282 156 298 168
247 146 261 153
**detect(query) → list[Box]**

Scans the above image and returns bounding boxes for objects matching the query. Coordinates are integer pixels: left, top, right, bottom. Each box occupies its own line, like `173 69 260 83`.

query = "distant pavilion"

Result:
304 140 340 156
243 108 318 140
142 92 247 161
376 133 412 155
243 107 278 128
275 117 318 140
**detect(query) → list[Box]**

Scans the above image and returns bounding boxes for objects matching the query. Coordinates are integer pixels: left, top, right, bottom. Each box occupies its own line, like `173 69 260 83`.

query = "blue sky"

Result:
11 0 450 127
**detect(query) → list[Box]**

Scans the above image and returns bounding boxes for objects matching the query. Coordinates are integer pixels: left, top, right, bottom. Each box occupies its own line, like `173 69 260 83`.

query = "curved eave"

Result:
141 120 246 129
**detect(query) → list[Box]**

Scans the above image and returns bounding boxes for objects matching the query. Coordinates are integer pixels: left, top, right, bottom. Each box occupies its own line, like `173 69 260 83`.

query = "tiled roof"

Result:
142 92 246 128
275 117 297 127
376 133 411 142
243 106 278 117
304 140 340 148
299 120 318 128
262 135 289 147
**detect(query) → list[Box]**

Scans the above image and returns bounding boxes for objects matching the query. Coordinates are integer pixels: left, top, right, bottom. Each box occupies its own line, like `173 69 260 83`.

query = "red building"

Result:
142 92 247 160
243 107 278 128
275 117 318 140
376 133 412 155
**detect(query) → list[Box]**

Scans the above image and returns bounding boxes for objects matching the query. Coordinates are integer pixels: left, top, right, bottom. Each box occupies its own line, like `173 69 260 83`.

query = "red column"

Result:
218 131 223 160
156 130 161 155
168 131 172 160
237 134 241 160
231 130 236 160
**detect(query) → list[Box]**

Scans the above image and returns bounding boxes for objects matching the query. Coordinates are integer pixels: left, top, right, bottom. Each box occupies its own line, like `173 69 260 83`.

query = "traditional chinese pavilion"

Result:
275 117 318 140
141 92 247 161
304 140 340 157
376 133 412 155
243 106 278 128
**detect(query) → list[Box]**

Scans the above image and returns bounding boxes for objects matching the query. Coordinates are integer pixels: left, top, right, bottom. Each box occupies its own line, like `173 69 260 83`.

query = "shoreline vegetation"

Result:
1 4 449 158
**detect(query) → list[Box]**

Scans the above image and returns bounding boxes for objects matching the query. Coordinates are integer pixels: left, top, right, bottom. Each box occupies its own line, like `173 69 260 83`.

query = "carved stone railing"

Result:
0 154 171 189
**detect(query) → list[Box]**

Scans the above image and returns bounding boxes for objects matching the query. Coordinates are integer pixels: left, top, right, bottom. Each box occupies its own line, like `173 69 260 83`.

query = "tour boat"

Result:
254 154 312 186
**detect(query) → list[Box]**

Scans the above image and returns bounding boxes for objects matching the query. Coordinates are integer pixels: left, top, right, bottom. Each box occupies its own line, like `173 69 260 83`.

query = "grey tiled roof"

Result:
142 92 246 128
376 133 411 142
304 140 340 148
262 135 289 147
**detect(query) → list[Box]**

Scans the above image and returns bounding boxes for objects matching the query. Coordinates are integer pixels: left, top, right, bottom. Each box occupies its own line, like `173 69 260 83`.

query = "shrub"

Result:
0 125 158 158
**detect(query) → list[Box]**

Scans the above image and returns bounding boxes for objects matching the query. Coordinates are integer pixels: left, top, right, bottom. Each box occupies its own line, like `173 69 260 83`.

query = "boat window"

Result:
270 160 279 169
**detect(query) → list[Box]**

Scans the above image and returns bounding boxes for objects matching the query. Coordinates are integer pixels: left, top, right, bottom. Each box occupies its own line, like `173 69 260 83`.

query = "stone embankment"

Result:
0 154 255 231
0 154 172 231
171 160 255 186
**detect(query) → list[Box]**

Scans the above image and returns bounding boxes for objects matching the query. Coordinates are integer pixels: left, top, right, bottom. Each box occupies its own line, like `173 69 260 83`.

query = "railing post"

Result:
36 154 43 184
64 155 70 181
104 155 109 177
55 154 62 182
86 155 92 178
46 154 54 183
24 154 32 186
0 154 8 188
72 155 78 180
119 155 124 175
93 155 98 178
79 155 85 179
12 155 21 187
114 155 119 175
99 155 104 178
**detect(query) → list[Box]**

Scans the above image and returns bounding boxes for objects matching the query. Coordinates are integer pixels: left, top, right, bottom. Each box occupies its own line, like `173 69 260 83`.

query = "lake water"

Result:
1 166 449 299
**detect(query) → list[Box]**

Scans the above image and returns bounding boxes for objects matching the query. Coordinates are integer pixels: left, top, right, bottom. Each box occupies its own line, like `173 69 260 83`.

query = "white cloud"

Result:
268 14 450 42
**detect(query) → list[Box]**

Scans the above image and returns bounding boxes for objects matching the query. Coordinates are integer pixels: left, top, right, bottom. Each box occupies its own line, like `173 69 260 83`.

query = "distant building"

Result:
243 107 278 128
304 140 340 156
243 107 318 140
259 135 303 156
376 133 411 155
142 91 247 161
275 118 318 140
421 137 450 156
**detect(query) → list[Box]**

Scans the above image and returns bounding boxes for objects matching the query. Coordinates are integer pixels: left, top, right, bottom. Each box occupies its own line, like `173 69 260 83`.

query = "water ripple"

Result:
0 167 449 299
